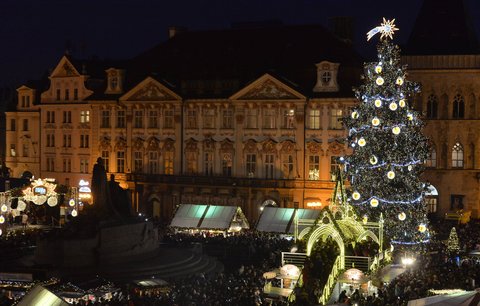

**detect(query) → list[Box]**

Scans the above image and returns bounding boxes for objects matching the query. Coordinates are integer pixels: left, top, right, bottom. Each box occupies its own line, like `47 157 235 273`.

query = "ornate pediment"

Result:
327 140 345 155
280 141 295 154
230 74 305 101
307 141 323 155
121 77 181 102
262 140 277 154
50 56 81 78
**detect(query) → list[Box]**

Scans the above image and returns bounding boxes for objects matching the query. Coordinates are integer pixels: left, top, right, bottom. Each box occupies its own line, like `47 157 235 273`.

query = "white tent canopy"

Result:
170 204 249 231
256 207 320 234
18 285 69 306
408 289 480 306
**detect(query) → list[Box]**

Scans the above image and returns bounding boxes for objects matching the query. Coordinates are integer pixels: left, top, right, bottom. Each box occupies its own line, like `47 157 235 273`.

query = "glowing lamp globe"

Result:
370 155 378 165
376 77 384 85
0 205 7 213
418 224 427 233
69 199 75 207
392 126 401 135
398 212 406 221
375 65 382 73
352 191 361 201
399 99 406 107
374 99 382 107
396 77 404 85
47 196 58 207
0 216 4 224
351 111 359 119
389 102 398 111
370 198 379 207
387 171 395 179
71 209 78 217
371 117 380 126
358 138 366 147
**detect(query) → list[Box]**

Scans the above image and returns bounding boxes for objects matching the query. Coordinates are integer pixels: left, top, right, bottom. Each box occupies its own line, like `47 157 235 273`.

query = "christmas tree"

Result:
446 227 460 256
342 19 430 245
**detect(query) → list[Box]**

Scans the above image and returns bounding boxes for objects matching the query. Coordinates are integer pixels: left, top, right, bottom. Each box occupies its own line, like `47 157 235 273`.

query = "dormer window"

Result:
16 86 35 109
313 61 340 92
105 68 125 94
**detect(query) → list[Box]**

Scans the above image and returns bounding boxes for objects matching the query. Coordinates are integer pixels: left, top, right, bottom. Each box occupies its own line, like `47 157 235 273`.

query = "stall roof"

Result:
18 285 68 306
170 204 249 230
256 207 320 234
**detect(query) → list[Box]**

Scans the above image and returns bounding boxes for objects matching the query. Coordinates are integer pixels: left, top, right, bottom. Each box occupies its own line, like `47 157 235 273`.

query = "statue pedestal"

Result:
35 221 158 268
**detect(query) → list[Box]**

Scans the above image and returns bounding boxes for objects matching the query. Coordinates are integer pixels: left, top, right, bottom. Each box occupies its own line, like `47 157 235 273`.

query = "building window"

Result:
134 110 144 128
117 151 125 173
101 110 110 128
164 151 174 175
246 154 256 177
263 109 276 129
47 111 56 123
330 108 343 130
56 89 61 100
63 111 72 123
148 110 158 128
282 154 294 178
426 146 437 168
203 108 216 129
46 157 55 172
186 152 197 174
164 109 174 129
186 109 197 129
63 134 71 147
73 88 78 100
246 109 258 129
426 197 437 213
330 156 340 179
10 119 15 131
426 95 438 119
282 109 295 129
80 134 89 148
450 194 464 210
204 152 214 175
309 109 321 129
26 96 30 107
80 159 89 173
63 159 71 173
46 134 55 147
134 151 143 173
222 153 232 177
10 144 16 157
22 119 29 131
116 110 125 128
452 94 465 119
65 89 70 101
222 109 233 129
264 154 275 179
148 151 158 174
110 77 118 90
308 155 320 180
80 110 90 123
452 142 464 168
22 143 29 157
322 71 332 85
101 151 110 172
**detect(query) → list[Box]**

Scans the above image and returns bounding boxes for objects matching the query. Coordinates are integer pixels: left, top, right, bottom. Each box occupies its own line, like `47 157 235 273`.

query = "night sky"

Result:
1 0 479 87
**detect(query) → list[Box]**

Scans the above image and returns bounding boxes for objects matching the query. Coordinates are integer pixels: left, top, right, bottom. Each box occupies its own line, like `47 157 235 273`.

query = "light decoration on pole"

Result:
78 180 92 204
0 205 7 213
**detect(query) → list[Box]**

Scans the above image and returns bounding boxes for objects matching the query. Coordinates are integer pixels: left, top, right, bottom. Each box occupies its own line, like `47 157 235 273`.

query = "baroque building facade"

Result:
5 25 362 222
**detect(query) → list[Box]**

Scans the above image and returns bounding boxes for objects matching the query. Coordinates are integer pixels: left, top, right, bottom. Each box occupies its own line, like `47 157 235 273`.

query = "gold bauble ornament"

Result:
387 170 395 179
399 99 406 107
352 191 361 200
351 111 359 119
370 198 379 207
375 65 382 73
389 102 398 111
370 155 378 165
0 216 4 224
358 138 366 147
0 205 6 213
398 212 406 221
392 126 401 135
418 224 427 233
376 77 384 85
396 77 404 85
374 99 382 107
372 117 380 126
407 113 413 121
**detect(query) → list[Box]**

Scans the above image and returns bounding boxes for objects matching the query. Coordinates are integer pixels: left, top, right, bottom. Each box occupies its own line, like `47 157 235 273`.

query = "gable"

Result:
50 56 81 78
230 74 306 100
120 77 181 101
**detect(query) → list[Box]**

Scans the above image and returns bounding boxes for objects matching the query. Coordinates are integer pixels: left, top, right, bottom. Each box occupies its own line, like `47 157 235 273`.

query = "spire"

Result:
405 0 479 55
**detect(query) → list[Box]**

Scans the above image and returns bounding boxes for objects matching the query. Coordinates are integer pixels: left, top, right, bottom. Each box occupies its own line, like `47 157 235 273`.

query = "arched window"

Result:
452 94 465 119
425 185 438 214
452 142 464 168
426 146 437 168
426 95 438 119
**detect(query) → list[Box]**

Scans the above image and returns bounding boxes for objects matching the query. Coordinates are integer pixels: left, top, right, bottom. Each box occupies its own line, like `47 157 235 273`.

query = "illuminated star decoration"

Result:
366 18 399 41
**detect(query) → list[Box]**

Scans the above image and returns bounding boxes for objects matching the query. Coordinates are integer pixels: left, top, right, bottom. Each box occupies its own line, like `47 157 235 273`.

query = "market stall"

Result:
256 207 320 234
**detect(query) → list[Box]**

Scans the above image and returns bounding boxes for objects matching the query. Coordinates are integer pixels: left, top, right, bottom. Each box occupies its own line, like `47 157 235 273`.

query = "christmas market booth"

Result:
256 207 321 235
131 278 170 297
17 284 68 306
169 204 249 234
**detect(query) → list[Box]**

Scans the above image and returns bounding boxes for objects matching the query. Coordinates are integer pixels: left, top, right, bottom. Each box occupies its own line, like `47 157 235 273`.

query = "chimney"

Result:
329 16 354 44
168 26 187 39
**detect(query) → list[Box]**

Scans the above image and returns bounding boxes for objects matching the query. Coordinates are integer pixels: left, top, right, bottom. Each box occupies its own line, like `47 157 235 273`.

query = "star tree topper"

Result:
367 18 399 41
